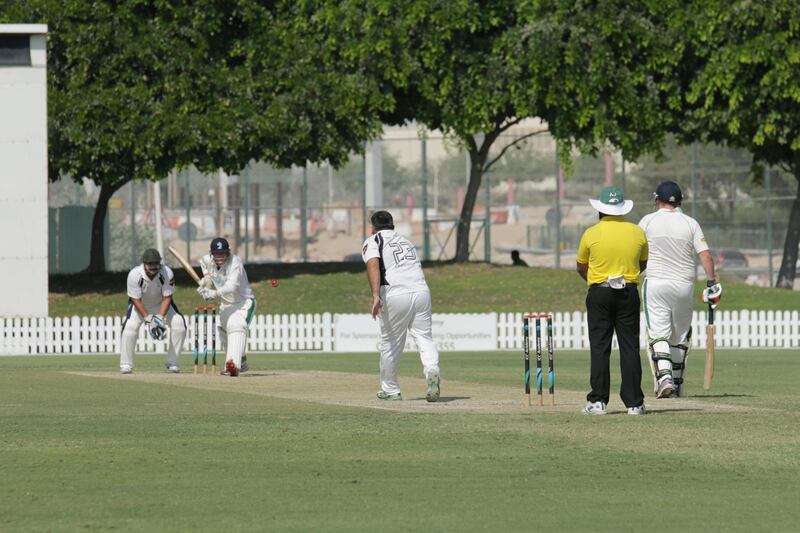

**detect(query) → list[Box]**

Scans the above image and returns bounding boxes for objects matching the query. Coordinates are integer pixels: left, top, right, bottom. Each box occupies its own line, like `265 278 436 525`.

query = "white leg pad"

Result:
166 313 186 367
120 316 142 369
226 331 246 370
217 326 228 350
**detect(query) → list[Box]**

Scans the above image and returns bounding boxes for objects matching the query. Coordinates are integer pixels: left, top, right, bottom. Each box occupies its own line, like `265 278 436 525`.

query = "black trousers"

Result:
586 285 644 408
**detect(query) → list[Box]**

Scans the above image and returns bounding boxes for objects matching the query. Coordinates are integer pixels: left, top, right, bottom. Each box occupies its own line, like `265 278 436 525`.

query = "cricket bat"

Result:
167 246 202 285
703 304 715 390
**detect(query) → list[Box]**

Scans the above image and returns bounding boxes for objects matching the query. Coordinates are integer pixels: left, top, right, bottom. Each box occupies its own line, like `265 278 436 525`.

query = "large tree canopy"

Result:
330 0 685 261
12 0 391 271
676 0 800 288
514 0 684 160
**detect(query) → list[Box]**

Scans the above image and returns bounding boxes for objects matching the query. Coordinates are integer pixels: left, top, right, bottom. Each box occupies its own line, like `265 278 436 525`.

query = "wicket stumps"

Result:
523 314 555 406
194 305 217 374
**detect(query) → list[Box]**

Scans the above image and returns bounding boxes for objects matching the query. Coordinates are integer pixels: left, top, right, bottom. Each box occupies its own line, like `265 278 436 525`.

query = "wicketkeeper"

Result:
196 237 256 377
639 181 721 398
119 248 187 373
362 210 441 402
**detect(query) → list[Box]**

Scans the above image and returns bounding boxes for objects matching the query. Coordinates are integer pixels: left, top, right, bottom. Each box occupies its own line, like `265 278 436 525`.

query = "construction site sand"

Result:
68 370 750 415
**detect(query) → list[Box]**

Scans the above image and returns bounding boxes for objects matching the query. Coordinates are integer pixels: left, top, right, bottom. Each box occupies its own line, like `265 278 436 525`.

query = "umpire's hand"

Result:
371 296 383 319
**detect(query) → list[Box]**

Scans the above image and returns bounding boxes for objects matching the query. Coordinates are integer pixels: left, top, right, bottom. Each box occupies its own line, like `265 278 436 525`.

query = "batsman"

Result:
639 181 721 398
119 248 187 373
196 238 256 377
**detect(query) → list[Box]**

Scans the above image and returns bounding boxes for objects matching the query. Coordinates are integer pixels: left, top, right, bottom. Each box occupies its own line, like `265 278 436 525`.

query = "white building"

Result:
0 25 49 317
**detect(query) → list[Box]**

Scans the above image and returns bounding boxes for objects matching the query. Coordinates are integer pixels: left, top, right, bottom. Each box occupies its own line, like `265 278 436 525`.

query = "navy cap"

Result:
210 237 230 253
655 181 683 205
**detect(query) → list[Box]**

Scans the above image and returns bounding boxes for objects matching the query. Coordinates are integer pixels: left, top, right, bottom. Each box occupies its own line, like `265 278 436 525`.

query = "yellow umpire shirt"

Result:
577 215 648 286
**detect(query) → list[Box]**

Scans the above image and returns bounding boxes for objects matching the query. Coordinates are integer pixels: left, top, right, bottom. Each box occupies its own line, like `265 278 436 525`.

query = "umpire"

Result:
576 186 648 415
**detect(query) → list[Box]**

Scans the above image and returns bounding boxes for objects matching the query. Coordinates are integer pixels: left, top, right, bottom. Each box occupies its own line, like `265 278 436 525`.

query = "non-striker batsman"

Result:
639 181 721 398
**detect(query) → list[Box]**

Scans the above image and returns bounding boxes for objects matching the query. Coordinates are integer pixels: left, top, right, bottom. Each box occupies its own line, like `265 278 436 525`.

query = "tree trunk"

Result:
454 151 487 262
775 168 800 289
87 180 128 273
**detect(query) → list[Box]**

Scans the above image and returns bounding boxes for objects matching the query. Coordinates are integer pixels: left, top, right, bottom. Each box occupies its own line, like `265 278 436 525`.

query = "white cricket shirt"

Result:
639 208 709 283
126 264 176 310
200 253 254 307
362 230 428 296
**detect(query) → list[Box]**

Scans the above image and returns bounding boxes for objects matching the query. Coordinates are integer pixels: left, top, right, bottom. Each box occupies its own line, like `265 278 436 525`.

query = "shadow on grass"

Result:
689 393 754 399
410 396 471 403
644 408 705 414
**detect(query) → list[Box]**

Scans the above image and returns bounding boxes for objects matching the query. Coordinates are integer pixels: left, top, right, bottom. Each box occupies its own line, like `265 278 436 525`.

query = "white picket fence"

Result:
496 310 800 351
0 313 333 355
0 310 798 355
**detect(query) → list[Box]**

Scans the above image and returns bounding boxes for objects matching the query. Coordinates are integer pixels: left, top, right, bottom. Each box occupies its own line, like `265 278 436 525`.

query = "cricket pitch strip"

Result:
67 370 749 415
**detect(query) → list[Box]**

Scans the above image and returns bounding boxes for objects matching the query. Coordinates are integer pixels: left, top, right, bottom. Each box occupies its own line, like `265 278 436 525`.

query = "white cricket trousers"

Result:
120 305 186 370
643 278 694 360
378 289 440 395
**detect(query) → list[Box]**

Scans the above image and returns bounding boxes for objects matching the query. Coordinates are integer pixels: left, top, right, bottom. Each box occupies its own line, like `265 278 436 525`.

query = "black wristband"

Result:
707 279 716 287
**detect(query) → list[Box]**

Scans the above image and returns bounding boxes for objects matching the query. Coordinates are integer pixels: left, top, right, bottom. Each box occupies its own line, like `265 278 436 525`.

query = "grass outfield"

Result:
49 262 798 316
1 350 797 531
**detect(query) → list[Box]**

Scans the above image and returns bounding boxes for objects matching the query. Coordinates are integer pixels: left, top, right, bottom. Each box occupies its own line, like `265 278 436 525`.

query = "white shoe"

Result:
120 365 133 374
656 376 675 399
581 401 607 415
627 404 647 416
166 364 180 373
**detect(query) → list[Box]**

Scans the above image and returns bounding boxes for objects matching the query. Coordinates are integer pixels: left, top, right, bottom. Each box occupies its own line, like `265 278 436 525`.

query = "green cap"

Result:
141 248 161 263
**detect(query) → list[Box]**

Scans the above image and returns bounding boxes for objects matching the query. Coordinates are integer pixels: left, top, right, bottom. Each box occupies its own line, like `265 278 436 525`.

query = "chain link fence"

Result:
48 125 797 288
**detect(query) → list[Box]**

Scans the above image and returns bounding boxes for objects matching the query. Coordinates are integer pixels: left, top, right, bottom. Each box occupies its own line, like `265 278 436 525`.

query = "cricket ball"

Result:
270 279 279 287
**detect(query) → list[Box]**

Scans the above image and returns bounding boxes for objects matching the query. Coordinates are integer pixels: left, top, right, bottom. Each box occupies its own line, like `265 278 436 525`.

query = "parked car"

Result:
714 249 749 271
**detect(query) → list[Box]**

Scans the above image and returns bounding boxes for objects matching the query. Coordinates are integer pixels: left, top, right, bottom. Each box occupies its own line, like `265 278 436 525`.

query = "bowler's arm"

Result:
366 258 383 319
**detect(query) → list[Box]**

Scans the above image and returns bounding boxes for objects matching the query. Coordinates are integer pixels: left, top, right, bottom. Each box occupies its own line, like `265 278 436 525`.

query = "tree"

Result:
15 0 390 272
345 0 684 262
676 0 800 288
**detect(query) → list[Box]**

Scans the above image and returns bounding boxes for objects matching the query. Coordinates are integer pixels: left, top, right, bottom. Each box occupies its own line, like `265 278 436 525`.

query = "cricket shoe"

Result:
670 378 684 398
120 365 133 374
224 359 239 377
376 390 402 401
425 374 440 403
627 404 647 416
166 364 180 373
240 356 249 373
656 376 675 399
581 401 607 415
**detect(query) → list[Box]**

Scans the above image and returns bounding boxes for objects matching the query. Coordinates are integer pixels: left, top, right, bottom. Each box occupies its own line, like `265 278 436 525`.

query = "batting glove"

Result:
702 280 722 309
196 286 218 301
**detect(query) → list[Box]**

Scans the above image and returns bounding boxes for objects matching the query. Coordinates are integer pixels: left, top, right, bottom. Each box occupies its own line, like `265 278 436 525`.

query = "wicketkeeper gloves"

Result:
145 314 167 340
